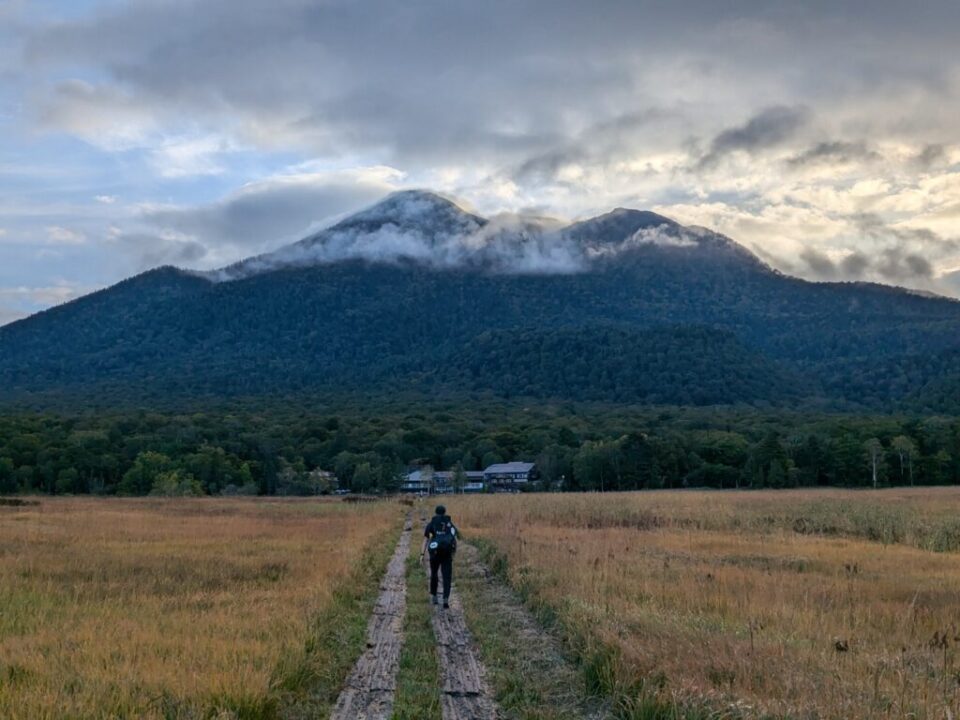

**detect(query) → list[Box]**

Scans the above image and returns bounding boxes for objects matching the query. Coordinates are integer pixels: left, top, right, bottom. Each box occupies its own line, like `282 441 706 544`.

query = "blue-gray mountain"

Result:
3 190 960 410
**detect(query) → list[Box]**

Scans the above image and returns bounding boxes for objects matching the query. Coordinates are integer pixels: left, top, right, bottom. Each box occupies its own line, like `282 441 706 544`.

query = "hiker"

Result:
420 504 457 609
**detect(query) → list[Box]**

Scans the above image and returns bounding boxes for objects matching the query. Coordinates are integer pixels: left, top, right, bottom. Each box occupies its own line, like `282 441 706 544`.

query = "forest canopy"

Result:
1 401 957 497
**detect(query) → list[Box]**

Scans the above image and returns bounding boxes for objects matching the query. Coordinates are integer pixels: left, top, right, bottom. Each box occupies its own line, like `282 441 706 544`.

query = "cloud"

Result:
0 282 95 326
510 109 674 185
45 226 86 245
33 79 159 151
654 199 960 292
800 248 838 278
121 166 404 269
821 215 958 285
787 141 880 168
4 0 960 307
876 248 934 281
0 308 25 326
0 283 89 306
841 252 870 278
853 213 958 253
942 269 960 296
513 147 589 186
111 231 209 271
830 248 933 284
912 143 946 169
95 195 118 204
215 192 584 278
698 106 810 168
214 192 740 280
27 1 958 176
149 135 233 178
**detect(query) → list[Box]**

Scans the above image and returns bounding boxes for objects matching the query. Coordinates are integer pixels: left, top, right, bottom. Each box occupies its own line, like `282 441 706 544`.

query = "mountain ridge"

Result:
3 189 960 411
208 189 771 281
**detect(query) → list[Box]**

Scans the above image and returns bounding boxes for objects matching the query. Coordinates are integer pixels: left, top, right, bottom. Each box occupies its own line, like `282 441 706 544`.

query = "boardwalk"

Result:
419 511 500 720
330 517 412 720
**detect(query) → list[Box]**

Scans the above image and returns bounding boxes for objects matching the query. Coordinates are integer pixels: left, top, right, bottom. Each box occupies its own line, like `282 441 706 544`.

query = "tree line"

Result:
0 402 958 496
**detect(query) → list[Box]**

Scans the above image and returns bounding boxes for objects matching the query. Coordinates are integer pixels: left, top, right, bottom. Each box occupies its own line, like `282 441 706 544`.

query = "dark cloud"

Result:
876 248 933 281
697 106 810 168
787 141 880 168
140 172 395 255
7 0 960 302
25 0 674 164
511 108 672 184
116 232 209 271
841 252 870 278
513 148 589 185
912 143 946 169
24 1 958 176
800 248 837 277
819 215 959 285
853 213 958 251
804 241 940 284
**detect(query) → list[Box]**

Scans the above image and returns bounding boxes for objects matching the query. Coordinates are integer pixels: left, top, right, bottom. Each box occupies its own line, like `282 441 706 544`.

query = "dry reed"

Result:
457 488 960 719
0 497 399 719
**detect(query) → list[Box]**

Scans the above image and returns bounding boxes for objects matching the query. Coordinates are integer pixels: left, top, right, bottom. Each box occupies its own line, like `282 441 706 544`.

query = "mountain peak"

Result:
563 207 682 249
343 189 483 229
372 188 465 210
212 190 770 281
608 208 677 225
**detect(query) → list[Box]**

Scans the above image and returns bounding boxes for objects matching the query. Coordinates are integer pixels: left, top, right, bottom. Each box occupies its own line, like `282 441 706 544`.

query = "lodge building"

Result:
401 462 538 494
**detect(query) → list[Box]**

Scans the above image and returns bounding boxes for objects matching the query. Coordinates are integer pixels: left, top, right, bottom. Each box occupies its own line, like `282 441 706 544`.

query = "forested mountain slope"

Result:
3 191 960 410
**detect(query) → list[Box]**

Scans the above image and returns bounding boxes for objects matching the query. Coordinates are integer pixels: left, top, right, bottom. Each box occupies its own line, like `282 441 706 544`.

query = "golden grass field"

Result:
457 488 960 720
0 497 399 719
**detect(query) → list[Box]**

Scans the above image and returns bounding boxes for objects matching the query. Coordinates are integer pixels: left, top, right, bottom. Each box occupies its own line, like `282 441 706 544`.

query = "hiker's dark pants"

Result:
429 549 453 600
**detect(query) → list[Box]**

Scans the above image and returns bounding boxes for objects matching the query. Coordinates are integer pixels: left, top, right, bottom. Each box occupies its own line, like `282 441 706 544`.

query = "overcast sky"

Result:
2 0 960 323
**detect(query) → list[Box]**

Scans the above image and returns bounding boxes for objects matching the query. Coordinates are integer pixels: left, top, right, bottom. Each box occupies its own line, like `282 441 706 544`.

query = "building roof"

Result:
484 462 536 474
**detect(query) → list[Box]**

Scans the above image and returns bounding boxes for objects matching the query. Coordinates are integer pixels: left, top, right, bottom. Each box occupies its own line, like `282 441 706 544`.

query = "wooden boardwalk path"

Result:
419 511 501 720
330 516 412 720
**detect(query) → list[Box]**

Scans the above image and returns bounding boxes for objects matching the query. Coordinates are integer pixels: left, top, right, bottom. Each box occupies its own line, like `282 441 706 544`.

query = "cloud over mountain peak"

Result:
208 190 764 281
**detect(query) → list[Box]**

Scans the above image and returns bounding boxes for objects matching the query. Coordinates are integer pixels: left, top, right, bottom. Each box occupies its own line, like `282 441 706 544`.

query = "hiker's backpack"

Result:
429 517 457 554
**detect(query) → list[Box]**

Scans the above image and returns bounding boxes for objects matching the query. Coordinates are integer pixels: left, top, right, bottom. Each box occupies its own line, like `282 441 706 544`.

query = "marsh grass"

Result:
457 540 609 720
0 497 400 719
391 551 442 720
274 520 401 719
458 489 960 720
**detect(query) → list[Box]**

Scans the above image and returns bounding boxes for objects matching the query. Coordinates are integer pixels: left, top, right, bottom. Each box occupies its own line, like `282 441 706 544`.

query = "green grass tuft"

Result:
391 552 442 719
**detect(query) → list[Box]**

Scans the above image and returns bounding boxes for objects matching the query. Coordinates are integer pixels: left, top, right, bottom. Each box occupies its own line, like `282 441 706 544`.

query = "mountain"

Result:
214 190 488 280
3 189 960 410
